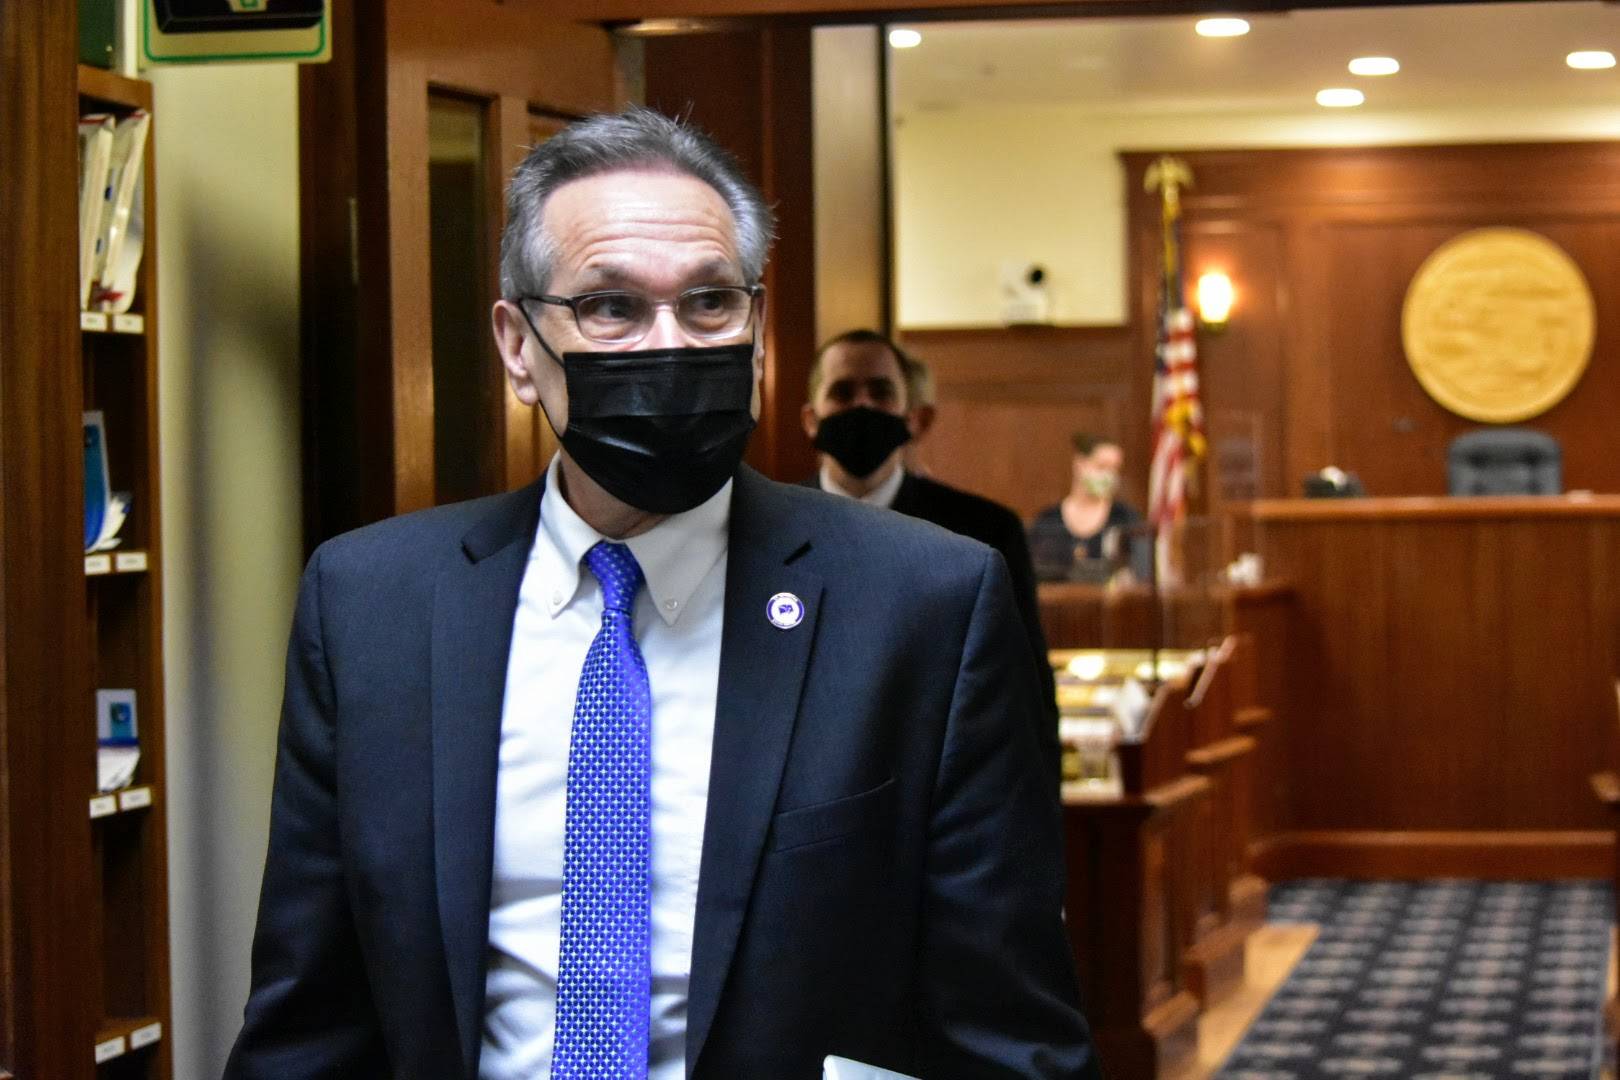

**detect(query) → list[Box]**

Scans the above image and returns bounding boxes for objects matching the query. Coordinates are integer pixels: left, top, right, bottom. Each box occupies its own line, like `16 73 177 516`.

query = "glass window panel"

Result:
428 91 499 505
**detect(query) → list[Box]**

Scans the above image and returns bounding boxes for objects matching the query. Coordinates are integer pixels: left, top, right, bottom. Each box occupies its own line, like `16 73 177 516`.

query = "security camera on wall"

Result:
1000 261 1053 326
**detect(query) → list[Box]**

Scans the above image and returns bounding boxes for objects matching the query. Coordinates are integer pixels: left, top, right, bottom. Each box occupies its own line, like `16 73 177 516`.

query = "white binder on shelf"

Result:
92 109 151 314
77 114 116 310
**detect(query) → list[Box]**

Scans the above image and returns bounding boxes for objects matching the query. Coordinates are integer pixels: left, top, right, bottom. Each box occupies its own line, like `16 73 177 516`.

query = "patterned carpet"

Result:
1216 879 1613 1080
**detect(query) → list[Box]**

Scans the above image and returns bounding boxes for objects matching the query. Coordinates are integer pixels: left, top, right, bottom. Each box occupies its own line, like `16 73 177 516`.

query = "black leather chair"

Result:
1446 428 1562 496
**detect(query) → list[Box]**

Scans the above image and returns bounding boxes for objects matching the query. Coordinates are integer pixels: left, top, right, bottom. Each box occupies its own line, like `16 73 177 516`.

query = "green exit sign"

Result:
141 0 329 65
154 0 321 33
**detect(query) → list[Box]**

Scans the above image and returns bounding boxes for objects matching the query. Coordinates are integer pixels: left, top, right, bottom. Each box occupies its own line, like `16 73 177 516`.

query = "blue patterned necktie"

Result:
552 541 653 1079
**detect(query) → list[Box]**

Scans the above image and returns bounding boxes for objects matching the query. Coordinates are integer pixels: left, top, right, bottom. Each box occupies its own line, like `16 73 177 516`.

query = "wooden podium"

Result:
1251 495 1620 878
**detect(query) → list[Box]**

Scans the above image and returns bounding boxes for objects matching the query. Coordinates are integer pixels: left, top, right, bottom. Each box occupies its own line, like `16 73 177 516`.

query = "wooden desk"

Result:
1251 495 1620 878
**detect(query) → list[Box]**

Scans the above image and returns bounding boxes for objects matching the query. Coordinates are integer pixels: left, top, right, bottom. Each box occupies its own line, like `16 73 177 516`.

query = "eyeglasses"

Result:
521 285 764 345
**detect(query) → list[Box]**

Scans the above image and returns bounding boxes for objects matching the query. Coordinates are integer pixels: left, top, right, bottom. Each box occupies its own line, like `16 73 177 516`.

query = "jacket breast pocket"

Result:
769 777 896 853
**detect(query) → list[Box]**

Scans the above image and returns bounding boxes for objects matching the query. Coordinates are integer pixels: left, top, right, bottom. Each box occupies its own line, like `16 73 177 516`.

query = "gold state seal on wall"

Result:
1401 227 1594 423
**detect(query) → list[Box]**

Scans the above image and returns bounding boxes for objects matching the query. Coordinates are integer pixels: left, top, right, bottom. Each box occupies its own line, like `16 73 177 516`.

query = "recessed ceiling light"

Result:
1349 56 1400 77
888 28 922 49
1195 17 1251 38
615 18 723 37
1316 87 1366 108
1567 50 1616 70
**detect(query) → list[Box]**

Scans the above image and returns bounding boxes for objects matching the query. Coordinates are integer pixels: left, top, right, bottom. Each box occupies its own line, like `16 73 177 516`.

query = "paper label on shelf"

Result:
84 554 112 575
94 1035 126 1063
111 313 143 334
114 551 148 573
130 1022 162 1049
89 795 118 819
80 311 109 332
118 786 152 811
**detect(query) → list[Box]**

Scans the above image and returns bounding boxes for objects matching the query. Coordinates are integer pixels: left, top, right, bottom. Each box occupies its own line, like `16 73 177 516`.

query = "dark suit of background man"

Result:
801 330 1063 794
224 108 1099 1079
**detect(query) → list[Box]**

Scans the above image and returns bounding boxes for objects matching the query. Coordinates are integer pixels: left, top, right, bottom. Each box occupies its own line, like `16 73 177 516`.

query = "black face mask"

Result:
814 406 912 479
550 343 758 514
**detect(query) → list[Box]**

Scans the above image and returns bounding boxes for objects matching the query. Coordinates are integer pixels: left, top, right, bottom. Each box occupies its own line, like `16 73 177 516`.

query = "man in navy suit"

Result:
225 107 1099 1080
801 330 1061 793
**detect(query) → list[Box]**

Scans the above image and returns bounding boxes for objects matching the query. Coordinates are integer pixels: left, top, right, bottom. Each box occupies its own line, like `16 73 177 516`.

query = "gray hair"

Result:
499 106 775 298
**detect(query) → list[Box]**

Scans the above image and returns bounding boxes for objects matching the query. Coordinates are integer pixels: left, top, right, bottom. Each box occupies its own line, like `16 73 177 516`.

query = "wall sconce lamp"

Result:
1196 271 1235 331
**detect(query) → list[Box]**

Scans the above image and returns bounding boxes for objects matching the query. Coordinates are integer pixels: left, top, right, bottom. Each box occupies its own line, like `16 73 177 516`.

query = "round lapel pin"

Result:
766 591 805 630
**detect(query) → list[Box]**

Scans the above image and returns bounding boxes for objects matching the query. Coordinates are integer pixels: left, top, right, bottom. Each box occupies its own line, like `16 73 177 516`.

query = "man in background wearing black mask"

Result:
802 329 1061 795
226 110 1098 1080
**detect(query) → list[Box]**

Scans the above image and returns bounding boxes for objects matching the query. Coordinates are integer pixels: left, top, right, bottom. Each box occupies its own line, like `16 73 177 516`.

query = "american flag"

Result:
1146 163 1206 532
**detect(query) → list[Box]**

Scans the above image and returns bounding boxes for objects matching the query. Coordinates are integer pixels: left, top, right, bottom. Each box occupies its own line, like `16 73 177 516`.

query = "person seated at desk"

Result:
1029 432 1152 581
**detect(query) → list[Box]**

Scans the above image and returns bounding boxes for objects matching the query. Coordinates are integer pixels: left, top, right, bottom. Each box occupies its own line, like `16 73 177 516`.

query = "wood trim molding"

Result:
1252 495 1620 521
1252 830 1614 880
540 0 1478 22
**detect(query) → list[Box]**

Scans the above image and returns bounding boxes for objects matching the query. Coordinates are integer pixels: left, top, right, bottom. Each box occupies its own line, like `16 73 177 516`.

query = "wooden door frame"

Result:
534 0 1523 24
299 0 616 550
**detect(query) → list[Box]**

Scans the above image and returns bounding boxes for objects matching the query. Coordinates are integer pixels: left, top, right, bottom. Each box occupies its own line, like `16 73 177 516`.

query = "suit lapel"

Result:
431 481 542 1078
890 470 922 517
685 468 823 1075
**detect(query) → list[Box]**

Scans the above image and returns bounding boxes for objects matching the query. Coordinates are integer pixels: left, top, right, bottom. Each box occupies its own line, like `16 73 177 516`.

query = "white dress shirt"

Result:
481 454 729 1079
819 460 905 509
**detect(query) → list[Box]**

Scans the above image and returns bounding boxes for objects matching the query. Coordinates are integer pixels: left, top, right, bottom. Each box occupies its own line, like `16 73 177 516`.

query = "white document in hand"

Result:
823 1056 920 1080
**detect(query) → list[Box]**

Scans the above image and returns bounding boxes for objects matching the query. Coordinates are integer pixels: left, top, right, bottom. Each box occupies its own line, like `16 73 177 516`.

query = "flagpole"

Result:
1144 156 1196 680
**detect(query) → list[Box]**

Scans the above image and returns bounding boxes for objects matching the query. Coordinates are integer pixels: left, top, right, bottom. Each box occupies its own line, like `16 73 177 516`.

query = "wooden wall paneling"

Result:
0 2 101 1076
760 28 818 484
1325 213 1620 496
1224 586 1295 852
1500 519 1620 822
811 25 887 345
923 398 1123 522
301 0 616 549
1252 499 1620 878
495 96 540 493
1181 220 1288 505
300 0 396 549
1279 219 1333 492
385 50 437 513
1323 217 1495 496
392 2 616 114
1123 143 1620 502
643 27 819 483
898 325 1133 518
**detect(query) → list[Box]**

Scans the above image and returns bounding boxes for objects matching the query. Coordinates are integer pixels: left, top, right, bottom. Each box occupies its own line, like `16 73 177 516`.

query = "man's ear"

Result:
801 401 821 443
752 290 769 375
909 403 937 441
492 299 539 406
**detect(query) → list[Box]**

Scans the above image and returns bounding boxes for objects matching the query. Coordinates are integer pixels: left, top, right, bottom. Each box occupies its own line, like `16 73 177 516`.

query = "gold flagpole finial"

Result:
1144 155 1194 214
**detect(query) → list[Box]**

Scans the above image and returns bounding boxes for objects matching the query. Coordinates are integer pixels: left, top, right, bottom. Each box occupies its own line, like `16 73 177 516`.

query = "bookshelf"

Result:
76 64 172 1080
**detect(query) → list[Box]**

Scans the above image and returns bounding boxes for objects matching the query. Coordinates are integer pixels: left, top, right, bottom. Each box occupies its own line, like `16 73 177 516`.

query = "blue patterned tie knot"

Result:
584 541 643 615
552 539 653 1079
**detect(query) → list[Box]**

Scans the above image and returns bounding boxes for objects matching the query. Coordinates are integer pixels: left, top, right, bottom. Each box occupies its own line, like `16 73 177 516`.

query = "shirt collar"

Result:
820 461 905 510
533 454 732 626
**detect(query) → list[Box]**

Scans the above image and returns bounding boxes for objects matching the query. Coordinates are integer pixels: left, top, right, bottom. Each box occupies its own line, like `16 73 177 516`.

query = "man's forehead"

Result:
822 341 904 383
542 168 738 252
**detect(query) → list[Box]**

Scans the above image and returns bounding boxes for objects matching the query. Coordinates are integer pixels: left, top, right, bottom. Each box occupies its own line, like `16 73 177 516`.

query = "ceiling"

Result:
889 1 1620 115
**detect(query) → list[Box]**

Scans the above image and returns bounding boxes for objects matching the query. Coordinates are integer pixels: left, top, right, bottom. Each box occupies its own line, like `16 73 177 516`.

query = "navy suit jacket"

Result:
224 466 1100 1079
